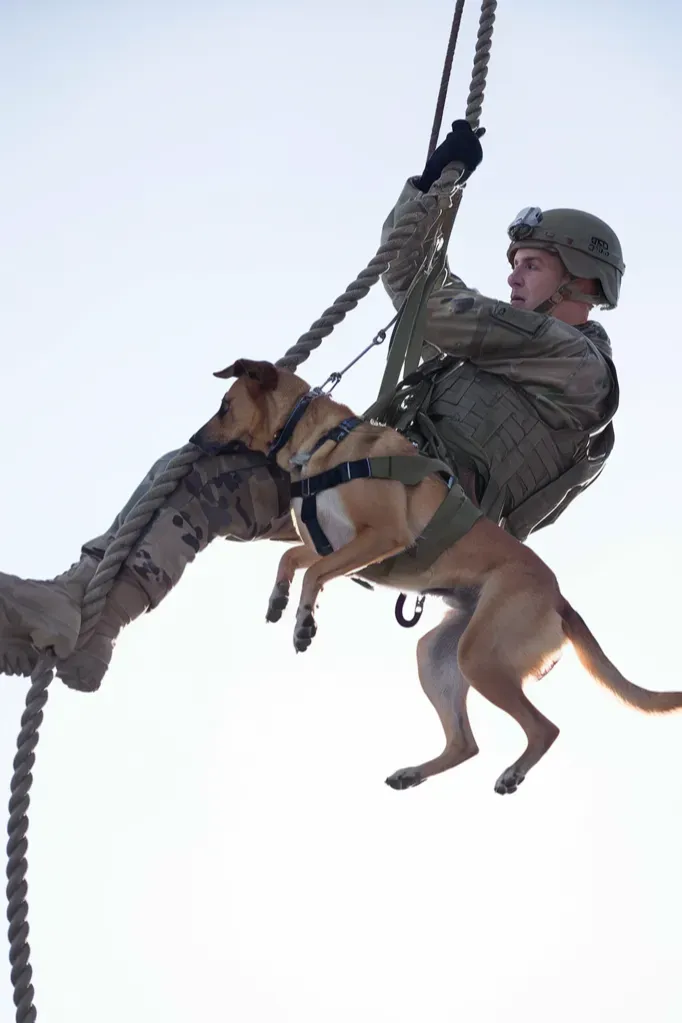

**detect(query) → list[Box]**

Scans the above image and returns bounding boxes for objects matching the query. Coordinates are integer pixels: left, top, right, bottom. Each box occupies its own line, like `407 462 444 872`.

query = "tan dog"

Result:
191 358 682 795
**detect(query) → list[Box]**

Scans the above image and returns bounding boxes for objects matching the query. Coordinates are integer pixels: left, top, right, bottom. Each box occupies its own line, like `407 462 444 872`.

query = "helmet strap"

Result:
533 275 596 315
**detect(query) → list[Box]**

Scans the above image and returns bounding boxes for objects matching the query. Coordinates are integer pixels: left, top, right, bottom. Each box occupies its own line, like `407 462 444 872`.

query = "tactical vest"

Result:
375 323 619 543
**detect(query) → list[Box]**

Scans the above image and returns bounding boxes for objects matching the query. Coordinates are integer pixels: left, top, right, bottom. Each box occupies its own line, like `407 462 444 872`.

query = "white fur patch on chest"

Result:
292 489 357 551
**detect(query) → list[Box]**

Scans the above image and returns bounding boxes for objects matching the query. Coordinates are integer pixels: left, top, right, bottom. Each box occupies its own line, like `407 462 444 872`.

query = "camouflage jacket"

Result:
378 177 620 541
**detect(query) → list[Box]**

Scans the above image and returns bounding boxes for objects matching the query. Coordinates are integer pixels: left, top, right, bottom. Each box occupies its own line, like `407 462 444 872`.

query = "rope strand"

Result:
4 445 200 1023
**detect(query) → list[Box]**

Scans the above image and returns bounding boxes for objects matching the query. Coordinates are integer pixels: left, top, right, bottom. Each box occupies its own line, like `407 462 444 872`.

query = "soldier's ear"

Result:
213 359 278 391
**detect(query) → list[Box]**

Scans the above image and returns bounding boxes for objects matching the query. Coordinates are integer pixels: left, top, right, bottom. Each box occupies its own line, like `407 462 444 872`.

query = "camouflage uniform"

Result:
378 179 619 541
82 448 292 599
0 450 292 689
0 178 620 690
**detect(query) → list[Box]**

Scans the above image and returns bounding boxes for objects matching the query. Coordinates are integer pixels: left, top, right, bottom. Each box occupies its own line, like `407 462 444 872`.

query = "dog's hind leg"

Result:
385 610 480 790
266 544 320 624
457 593 562 795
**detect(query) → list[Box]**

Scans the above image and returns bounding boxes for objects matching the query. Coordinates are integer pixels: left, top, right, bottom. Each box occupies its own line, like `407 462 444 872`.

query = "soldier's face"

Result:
507 248 567 310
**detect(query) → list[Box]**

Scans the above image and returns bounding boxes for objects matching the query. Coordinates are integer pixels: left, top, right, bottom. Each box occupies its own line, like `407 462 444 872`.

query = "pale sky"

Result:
2 2 682 1021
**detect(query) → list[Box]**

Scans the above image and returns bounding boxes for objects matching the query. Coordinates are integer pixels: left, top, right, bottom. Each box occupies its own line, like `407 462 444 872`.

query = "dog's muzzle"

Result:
189 431 251 456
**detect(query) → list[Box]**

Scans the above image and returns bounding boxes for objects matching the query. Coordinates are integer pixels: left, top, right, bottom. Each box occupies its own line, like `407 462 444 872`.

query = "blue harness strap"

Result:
268 392 319 459
292 457 373 499
288 414 468 563
291 417 366 556
294 458 374 555
310 416 364 453
291 454 456 558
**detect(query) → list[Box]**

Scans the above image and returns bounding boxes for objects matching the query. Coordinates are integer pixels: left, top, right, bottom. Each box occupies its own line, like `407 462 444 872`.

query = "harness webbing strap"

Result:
268 392 318 458
291 454 455 500
361 454 454 486
299 496 335 556
291 418 368 556
292 458 374 499
368 203 460 423
365 481 483 580
309 416 364 457
291 452 465 559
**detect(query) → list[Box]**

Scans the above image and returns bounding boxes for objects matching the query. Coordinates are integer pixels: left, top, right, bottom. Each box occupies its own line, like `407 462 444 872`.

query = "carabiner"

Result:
395 593 426 628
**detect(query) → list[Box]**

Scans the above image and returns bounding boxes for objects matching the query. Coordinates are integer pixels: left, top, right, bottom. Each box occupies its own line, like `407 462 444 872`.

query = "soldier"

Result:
0 122 624 692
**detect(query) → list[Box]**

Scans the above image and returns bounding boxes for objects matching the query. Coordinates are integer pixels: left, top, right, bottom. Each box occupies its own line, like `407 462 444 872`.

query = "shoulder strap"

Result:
374 206 456 408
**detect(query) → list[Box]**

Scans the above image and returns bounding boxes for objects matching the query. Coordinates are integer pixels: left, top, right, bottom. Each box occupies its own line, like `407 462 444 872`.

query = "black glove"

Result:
415 119 485 193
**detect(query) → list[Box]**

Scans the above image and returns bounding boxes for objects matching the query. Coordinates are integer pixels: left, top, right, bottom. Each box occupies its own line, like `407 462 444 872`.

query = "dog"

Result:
191 357 682 795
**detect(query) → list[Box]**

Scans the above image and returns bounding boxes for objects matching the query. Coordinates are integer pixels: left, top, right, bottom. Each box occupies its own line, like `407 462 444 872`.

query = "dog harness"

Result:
276 394 484 567
290 415 367 556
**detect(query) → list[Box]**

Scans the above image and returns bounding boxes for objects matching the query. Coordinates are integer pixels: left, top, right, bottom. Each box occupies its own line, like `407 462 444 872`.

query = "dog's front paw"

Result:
266 579 290 623
494 767 526 796
385 767 424 791
293 603 317 652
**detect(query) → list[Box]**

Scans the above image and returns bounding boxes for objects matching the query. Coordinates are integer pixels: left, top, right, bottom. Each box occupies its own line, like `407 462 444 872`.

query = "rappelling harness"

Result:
267 384 484 626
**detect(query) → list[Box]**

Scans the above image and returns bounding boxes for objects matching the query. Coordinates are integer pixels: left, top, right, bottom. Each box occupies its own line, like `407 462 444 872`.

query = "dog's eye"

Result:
217 399 230 420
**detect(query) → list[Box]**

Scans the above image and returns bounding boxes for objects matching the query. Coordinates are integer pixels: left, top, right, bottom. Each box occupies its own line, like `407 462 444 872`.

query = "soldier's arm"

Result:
381 178 615 429
381 174 471 311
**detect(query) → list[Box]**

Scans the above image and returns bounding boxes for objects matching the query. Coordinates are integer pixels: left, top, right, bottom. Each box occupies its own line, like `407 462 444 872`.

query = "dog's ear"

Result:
213 359 278 391
213 362 239 380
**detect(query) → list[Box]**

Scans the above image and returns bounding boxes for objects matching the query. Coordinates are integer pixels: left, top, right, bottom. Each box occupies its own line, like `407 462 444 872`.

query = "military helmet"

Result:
506 207 625 309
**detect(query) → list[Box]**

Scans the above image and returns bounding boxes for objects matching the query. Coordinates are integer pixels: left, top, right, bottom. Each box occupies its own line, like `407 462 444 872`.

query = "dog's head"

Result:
190 358 309 456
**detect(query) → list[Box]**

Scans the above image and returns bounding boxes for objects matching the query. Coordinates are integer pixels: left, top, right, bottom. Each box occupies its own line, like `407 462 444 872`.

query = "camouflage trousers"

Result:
82 448 294 607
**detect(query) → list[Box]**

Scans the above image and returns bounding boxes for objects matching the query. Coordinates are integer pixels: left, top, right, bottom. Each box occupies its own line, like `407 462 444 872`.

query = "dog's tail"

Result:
561 600 682 713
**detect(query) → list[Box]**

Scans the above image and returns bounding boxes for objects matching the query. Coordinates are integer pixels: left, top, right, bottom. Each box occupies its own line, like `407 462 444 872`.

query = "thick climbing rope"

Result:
449 0 497 223
369 0 496 409
4 3 497 1020
5 445 199 1023
276 0 497 374
426 0 467 162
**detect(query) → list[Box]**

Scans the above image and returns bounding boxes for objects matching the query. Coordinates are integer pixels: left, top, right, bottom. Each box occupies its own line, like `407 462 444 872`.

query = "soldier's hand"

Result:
416 119 485 193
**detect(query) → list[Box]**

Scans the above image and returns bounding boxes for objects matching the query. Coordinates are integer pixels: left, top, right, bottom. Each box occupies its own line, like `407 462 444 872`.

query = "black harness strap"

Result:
292 457 374 500
299 498 334 555
268 392 319 459
267 399 367 555
309 416 364 455
295 459 372 555
291 411 368 555
291 451 456 558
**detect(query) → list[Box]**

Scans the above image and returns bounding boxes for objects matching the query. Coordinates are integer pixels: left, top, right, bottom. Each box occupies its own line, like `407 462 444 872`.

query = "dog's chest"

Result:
292 490 357 551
